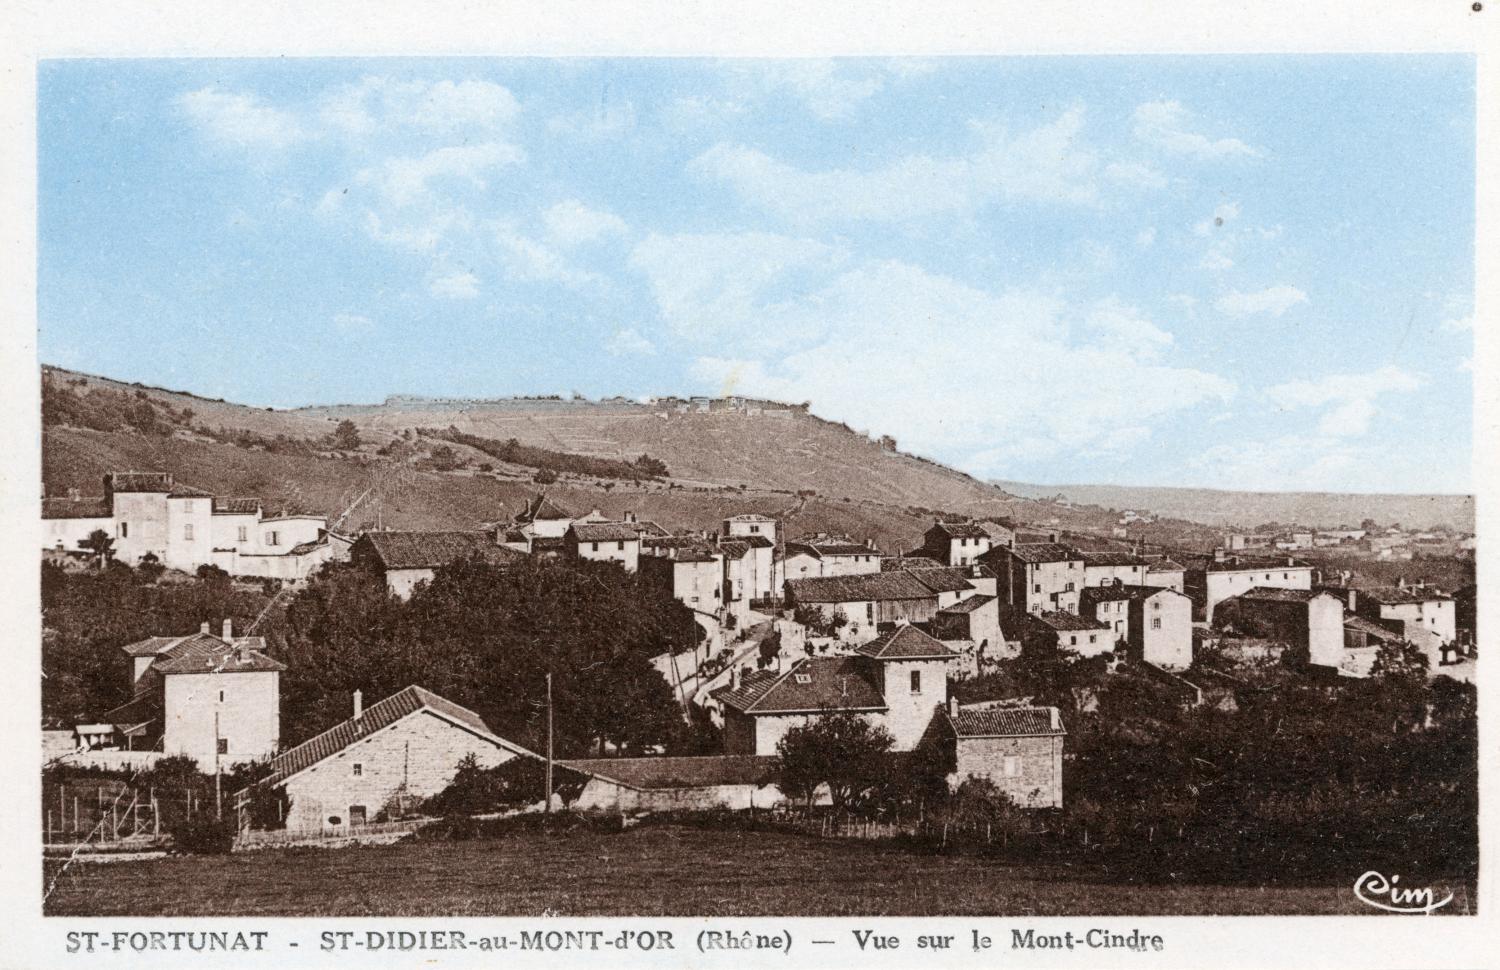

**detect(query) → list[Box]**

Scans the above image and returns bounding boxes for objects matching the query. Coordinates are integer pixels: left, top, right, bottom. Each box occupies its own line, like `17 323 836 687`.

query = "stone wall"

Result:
281 710 520 833
954 735 1063 808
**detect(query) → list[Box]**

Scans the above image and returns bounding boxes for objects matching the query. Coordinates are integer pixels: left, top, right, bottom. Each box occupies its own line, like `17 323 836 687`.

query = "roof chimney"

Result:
948 695 959 716
222 618 233 641
1346 588 1357 612
200 621 210 634
1213 548 1226 563
353 690 363 719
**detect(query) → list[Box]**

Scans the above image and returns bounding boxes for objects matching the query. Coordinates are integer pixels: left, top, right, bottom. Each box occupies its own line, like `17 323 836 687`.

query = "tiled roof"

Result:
853 624 959 660
978 520 1017 538
947 706 1064 738
1146 557 1185 572
1186 553 1313 573
168 484 215 499
1234 586 1332 603
717 539 753 559
288 539 325 556
1033 610 1110 632
262 685 532 789
356 531 527 570
1002 543 1081 564
786 571 942 603
42 497 112 519
784 540 879 560
569 522 641 542
725 513 776 522
712 656 886 714
107 472 173 492
741 534 774 548
938 594 996 615
930 521 989 539
212 498 262 515
1354 585 1453 605
150 633 287 675
1344 615 1405 641
121 635 182 658
1015 531 1059 545
882 556 946 572
515 493 573 523
1079 585 1137 607
904 567 975 595
1080 550 1148 567
561 754 779 790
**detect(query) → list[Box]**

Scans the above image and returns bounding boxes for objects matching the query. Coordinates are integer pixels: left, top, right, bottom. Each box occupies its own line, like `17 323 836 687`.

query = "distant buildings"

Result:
43 472 340 580
349 530 528 599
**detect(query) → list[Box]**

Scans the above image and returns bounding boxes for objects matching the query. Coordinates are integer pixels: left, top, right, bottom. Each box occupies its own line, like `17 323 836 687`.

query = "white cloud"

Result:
689 106 1109 223
543 199 629 247
733 60 886 121
635 236 1233 473
1191 434 1373 491
1168 293 1198 312
607 328 656 357
1441 312 1474 332
1198 250 1234 272
429 268 480 299
356 142 524 208
1135 227 1157 248
494 225 598 287
1083 298 1175 354
177 87 305 150
1266 365 1424 437
662 95 747 127
1214 285 1308 318
332 312 375 334
1104 161 1169 189
320 77 520 137
547 100 637 140
1133 100 1261 159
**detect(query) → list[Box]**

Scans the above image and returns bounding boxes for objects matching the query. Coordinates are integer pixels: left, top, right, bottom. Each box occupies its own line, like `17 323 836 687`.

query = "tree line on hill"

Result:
418 426 668 481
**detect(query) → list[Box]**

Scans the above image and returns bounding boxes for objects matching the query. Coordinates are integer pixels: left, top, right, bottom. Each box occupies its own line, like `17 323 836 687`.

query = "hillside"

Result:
42 366 1109 551
993 480 1474 532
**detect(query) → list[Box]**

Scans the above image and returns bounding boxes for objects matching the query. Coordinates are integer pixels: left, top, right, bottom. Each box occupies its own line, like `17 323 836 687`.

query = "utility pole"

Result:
544 672 554 817
214 711 222 819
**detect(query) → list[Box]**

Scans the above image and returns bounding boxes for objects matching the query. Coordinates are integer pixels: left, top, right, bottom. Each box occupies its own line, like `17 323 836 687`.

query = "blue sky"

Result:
38 56 1474 493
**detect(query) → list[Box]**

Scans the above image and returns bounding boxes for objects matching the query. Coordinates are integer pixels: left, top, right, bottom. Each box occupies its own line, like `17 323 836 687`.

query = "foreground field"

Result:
44 824 1377 917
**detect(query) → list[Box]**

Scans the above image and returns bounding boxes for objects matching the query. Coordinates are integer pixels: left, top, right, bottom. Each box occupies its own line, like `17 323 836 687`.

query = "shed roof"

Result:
947 706 1065 738
42 497 113 520
106 472 173 492
786 571 941 604
1032 611 1111 633
569 522 642 543
1080 550 1149 567
1354 585 1454 605
1005 543 1082 564
928 520 989 539
212 497 262 515
515 493 573 523
938 593 996 615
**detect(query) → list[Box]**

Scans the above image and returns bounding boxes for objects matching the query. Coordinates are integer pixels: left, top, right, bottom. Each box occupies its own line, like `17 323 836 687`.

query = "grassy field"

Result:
43 824 1376 917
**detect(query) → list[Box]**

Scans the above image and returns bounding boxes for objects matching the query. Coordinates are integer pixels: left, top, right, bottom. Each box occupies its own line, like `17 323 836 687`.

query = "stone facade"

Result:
1127 588 1193 671
162 670 280 766
954 734 1064 809
281 710 520 833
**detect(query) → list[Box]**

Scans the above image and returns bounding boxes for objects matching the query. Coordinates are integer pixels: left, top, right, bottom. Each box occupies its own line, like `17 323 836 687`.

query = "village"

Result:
40 469 1477 852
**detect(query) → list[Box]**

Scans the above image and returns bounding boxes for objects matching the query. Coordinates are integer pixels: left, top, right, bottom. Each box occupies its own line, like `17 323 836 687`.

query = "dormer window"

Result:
794 673 811 685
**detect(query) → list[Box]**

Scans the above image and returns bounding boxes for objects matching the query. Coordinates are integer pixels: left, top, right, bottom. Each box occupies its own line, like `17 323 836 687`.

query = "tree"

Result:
776 711 895 811
137 552 166 582
532 468 558 485
77 529 115 568
331 419 361 451
633 454 669 478
196 563 231 584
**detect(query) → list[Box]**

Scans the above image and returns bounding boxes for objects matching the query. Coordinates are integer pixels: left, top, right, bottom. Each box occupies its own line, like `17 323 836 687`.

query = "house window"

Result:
910 670 922 694
266 531 280 547
348 805 367 826
1069 635 1078 646
1151 618 1162 630
866 603 874 622
749 525 760 533
184 524 194 541
352 763 363 777
216 738 228 755
1283 572 1289 579
617 541 625 551
591 542 600 552
794 673 811 684
1088 634 1097 644
218 690 225 703
1065 582 1075 592
237 526 248 542
1033 584 1042 593
1003 755 1020 777
118 522 129 538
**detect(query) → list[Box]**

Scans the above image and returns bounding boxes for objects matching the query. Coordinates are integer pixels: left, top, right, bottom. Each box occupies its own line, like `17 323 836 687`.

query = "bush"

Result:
168 813 237 854
533 468 558 485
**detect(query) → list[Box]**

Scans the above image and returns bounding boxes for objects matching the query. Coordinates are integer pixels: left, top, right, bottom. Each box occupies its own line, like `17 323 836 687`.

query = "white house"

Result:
565 522 642 573
350 530 529 599
1184 552 1315 624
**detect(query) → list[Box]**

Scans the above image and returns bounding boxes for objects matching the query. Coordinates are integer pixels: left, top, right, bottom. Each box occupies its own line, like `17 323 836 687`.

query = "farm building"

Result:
939 702 1066 809
349 530 528 599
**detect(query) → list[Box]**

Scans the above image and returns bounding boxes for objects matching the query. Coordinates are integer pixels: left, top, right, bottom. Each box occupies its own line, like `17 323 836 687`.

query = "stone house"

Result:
1213 587 1345 671
1182 551 1315 624
919 519 994 566
784 568 974 644
1079 549 1149 588
1079 584 1134 643
1142 556 1186 593
1026 610 1114 658
714 625 957 755
350 530 529 599
939 702 1066 808
980 542 1086 615
780 537 883 584
104 620 284 768
928 594 1006 672
564 754 786 813
565 522 642 573
722 515 777 599
510 493 576 540
246 685 536 834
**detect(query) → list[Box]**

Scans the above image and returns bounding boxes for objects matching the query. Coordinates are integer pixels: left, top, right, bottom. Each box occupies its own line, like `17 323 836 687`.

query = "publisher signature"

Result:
1353 871 1452 914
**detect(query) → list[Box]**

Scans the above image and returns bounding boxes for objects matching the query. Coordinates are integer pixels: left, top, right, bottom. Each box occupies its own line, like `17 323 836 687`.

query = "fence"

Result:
770 808 1027 848
237 817 431 848
43 780 163 846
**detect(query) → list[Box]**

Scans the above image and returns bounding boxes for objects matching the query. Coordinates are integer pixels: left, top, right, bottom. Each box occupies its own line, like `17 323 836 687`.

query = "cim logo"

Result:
1353 871 1453 914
